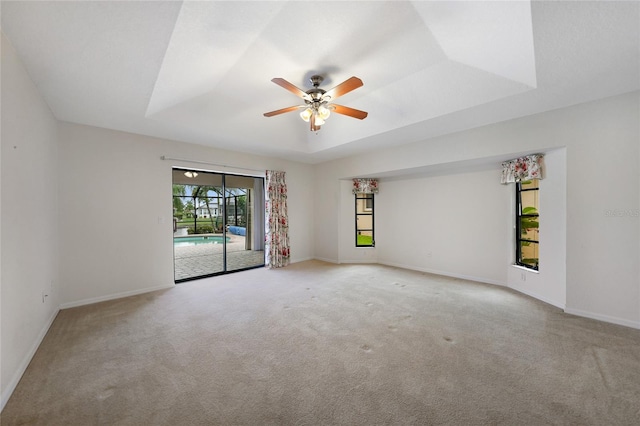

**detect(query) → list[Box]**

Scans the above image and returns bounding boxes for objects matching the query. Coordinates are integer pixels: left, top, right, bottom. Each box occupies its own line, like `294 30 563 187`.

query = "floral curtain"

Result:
265 170 290 268
352 178 379 194
501 154 544 184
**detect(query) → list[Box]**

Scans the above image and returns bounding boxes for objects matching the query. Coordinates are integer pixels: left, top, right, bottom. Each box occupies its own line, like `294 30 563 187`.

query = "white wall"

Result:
314 91 640 329
313 171 340 263
563 97 639 327
1 33 60 408
376 168 511 286
57 122 315 307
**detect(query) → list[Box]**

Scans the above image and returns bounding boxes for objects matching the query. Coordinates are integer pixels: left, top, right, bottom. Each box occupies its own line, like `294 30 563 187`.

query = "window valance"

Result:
501 154 544 184
352 178 379 194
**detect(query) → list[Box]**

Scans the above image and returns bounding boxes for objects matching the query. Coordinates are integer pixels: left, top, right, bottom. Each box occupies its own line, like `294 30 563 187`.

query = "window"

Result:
355 193 374 247
516 180 539 270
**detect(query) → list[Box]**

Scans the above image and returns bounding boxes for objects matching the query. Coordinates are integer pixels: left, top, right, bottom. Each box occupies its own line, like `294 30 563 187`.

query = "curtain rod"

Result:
160 155 265 173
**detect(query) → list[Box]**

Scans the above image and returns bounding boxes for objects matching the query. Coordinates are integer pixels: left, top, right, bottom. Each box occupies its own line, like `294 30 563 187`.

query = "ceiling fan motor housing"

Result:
307 75 327 102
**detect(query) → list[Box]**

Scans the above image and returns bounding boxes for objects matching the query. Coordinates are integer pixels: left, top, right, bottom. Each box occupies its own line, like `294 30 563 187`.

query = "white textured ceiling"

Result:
1 1 638 163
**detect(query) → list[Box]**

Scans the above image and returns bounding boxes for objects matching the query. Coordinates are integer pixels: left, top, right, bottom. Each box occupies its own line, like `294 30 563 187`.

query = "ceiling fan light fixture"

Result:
314 114 326 126
300 107 313 122
318 105 331 120
184 171 198 178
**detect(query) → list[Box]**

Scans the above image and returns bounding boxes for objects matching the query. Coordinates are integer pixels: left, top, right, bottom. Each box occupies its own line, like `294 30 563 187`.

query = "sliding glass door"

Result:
172 169 265 282
224 175 265 272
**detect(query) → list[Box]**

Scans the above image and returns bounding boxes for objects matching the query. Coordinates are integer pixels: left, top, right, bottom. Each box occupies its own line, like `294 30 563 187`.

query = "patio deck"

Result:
174 234 264 281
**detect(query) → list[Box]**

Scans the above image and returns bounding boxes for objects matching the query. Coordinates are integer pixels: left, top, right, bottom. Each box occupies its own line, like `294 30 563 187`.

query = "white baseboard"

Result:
290 257 313 264
59 284 174 309
378 261 506 287
1 307 60 412
508 283 565 310
564 307 640 330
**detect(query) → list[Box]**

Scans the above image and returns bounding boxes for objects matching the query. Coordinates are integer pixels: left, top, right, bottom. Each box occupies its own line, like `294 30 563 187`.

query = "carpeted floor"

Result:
3 260 640 425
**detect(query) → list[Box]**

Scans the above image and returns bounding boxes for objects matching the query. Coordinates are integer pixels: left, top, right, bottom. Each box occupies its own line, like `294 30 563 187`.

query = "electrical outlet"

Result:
42 290 48 303
521 272 527 281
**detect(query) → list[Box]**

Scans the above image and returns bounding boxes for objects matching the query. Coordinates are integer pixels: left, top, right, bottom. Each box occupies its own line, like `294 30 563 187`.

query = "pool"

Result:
174 236 230 248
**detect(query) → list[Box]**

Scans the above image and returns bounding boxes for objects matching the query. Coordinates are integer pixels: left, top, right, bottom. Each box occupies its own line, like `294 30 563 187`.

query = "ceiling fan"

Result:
264 75 368 132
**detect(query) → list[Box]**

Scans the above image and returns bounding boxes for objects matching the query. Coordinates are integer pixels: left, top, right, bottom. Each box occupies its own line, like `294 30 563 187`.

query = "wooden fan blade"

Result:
324 76 363 100
271 78 311 100
331 104 368 120
263 105 303 117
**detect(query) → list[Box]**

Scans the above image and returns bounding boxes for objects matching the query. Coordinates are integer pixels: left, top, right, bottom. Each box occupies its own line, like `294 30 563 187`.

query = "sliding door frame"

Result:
172 168 265 283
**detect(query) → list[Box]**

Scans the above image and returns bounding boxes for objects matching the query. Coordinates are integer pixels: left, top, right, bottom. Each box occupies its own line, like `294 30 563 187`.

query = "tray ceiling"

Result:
1 1 638 163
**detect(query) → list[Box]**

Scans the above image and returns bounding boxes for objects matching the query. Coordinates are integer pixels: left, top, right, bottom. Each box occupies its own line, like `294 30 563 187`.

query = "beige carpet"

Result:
3 260 640 425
